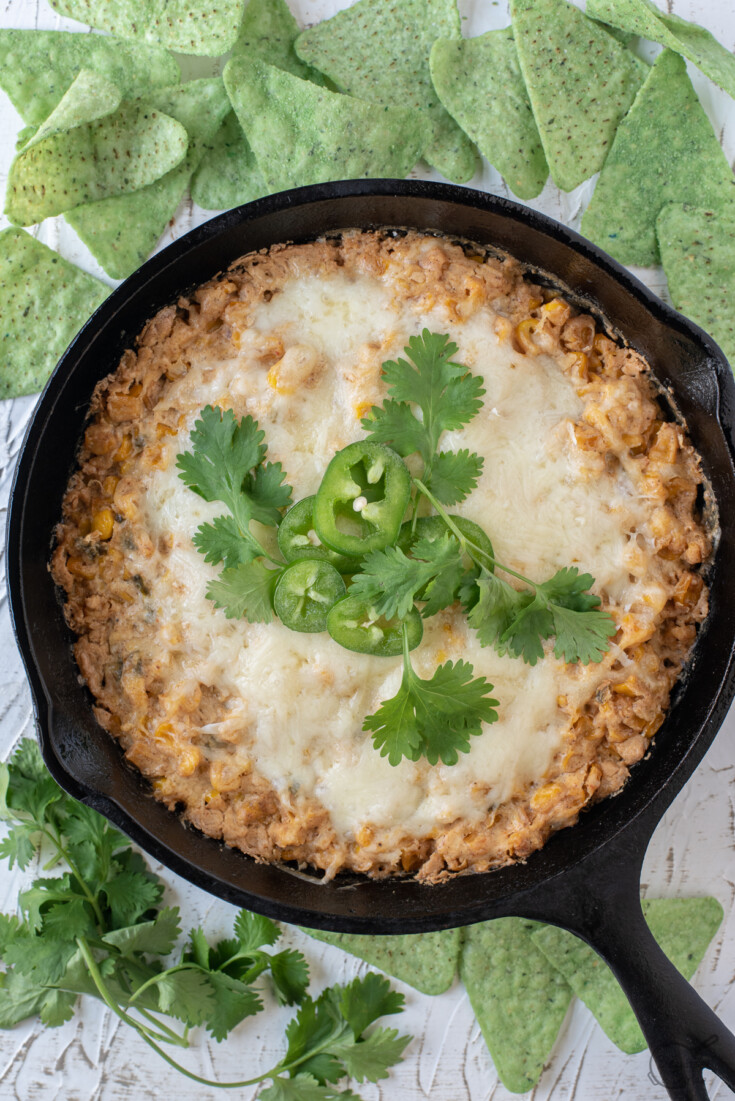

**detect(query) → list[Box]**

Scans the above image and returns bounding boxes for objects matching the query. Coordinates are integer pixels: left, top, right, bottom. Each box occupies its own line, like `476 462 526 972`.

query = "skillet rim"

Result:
7 178 735 933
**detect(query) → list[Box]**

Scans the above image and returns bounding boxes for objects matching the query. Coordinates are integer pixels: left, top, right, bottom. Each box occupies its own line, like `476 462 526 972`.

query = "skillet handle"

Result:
522 835 735 1101
589 896 735 1099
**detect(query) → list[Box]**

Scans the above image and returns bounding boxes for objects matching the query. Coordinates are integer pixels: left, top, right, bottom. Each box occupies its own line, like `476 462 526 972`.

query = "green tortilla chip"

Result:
222 57 431 193
0 30 179 127
460 918 573 1094
0 228 109 399
295 0 477 184
5 71 189 227
430 29 548 200
581 50 735 266
587 0 735 101
191 112 268 211
530 897 723 1054
303 927 460 996
192 0 326 211
48 0 247 57
510 0 648 192
66 78 230 280
657 200 735 366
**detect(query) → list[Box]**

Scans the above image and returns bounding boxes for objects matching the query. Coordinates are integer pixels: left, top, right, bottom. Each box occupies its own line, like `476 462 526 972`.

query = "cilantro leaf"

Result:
466 568 534 651
233 909 281 954
156 967 216 1026
244 461 294 526
551 604 618 664
363 632 499 766
205 970 262 1042
0 824 36 870
330 1026 410 1083
102 867 163 928
0 968 48 1027
360 399 427 458
206 561 281 622
3 934 78 986
283 989 345 1069
40 988 77 1027
339 973 404 1038
349 535 464 620
176 406 265 513
539 566 602 611
102 907 181 957
424 449 484 506
361 330 485 505
499 591 554 666
193 515 261 569
259 1075 356 1101
269 948 310 1006
41 898 95 943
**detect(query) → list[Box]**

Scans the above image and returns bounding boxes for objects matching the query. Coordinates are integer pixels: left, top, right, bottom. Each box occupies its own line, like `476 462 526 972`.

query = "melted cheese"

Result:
135 268 652 840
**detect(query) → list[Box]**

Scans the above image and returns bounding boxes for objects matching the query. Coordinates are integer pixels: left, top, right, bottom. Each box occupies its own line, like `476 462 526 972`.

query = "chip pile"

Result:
304 896 723 1094
1 0 734 399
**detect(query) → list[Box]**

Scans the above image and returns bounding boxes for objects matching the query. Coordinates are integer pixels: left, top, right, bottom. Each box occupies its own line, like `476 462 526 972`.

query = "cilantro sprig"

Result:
361 329 485 506
176 405 292 622
363 625 499 766
414 480 617 666
0 740 410 1095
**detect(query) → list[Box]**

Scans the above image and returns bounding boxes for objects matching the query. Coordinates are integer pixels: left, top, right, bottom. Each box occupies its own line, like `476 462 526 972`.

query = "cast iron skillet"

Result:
7 180 735 1099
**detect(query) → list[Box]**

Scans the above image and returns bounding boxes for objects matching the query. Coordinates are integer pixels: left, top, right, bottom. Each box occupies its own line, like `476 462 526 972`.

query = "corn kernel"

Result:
67 556 96 580
113 434 133 462
513 318 540 356
92 507 114 540
178 746 201 777
613 676 641 697
102 475 119 497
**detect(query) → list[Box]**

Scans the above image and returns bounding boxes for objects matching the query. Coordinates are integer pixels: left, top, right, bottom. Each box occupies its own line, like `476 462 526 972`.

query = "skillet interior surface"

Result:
8 179 735 933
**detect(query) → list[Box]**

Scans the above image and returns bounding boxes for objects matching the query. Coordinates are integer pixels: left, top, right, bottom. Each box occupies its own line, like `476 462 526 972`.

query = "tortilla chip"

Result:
0 30 179 128
460 918 573 1093
581 50 735 266
430 29 548 200
530 897 723 1054
222 58 431 193
48 0 247 57
587 0 735 101
191 112 268 212
303 927 460 996
510 0 647 192
295 0 477 184
191 0 326 211
0 228 109 399
66 79 230 280
4 71 189 227
657 200 735 366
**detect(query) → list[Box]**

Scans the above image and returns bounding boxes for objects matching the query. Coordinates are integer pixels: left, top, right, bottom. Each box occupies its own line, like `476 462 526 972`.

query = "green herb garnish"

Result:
176 331 616 768
360 329 485 506
0 739 410 1094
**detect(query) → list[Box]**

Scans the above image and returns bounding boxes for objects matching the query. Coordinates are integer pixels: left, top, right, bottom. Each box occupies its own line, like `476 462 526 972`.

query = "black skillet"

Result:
7 180 735 1099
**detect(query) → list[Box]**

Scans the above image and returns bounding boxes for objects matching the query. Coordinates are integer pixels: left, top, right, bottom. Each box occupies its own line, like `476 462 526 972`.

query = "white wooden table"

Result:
1 2 734 1098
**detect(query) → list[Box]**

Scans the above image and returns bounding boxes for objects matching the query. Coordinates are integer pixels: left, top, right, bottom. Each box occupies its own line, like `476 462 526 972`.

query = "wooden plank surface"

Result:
1 1 734 1098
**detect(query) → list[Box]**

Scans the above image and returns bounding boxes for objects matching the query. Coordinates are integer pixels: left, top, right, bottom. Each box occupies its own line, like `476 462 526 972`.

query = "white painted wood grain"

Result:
1 1 734 1098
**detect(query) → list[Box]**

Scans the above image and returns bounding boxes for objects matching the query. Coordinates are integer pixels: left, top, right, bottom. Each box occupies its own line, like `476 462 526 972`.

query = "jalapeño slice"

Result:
274 560 345 633
313 441 411 557
278 496 358 573
327 595 423 656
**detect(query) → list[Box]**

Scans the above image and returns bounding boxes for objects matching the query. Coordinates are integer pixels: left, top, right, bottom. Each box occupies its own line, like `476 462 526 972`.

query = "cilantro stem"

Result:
127 962 203 1007
42 825 107 931
75 937 186 1048
413 478 539 589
